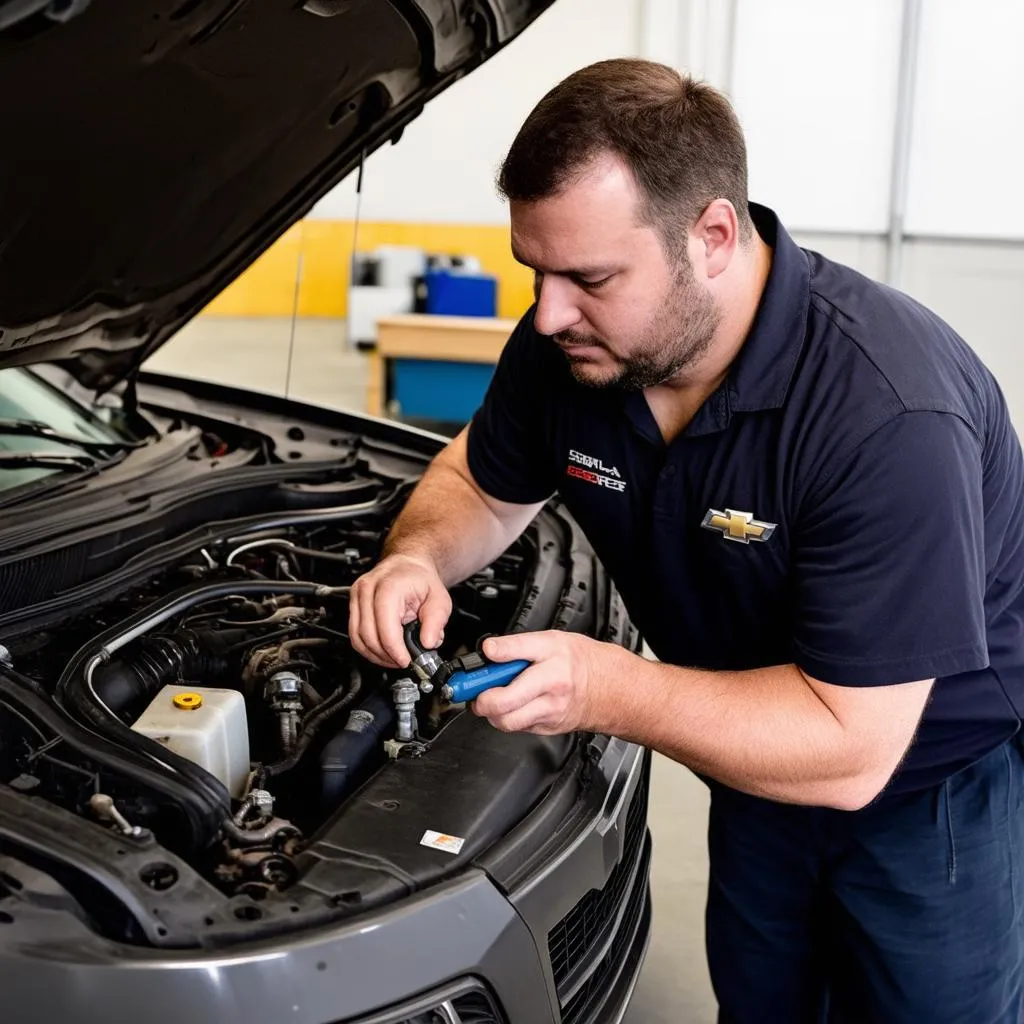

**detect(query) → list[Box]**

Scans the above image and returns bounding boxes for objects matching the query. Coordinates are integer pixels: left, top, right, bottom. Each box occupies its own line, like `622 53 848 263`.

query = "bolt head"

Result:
391 678 419 703
252 789 275 817
265 671 302 700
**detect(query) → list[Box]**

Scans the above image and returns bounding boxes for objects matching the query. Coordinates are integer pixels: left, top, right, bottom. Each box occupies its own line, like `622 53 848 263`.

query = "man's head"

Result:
498 59 754 390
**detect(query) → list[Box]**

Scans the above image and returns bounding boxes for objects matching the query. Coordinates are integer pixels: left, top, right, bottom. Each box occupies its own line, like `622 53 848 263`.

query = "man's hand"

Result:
472 630 618 735
349 553 452 668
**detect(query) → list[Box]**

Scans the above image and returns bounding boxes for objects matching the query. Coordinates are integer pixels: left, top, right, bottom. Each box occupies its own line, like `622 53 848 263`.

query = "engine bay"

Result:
0 492 607 948
0 371 642 951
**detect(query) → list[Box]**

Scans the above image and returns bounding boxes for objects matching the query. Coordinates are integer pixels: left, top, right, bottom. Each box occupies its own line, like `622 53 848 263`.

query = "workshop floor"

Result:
147 316 720 1023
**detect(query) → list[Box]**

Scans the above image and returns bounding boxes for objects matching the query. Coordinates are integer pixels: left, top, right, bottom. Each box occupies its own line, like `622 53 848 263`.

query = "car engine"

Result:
0 496 595 944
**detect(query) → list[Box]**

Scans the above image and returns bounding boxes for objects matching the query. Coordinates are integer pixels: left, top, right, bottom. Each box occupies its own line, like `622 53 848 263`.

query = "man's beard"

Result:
556 262 721 391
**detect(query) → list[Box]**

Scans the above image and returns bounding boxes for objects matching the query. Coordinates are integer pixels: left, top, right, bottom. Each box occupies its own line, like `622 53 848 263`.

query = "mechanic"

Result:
349 58 1024 1022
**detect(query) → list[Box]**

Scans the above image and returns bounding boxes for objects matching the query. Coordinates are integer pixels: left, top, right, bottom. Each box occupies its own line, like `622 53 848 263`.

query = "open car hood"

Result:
0 0 554 391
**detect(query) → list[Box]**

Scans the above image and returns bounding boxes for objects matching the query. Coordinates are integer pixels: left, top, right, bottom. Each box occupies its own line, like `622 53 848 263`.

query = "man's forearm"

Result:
384 462 517 585
384 431 542 586
591 648 922 809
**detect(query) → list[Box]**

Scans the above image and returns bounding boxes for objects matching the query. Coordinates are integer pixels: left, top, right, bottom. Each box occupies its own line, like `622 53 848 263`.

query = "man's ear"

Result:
694 199 740 279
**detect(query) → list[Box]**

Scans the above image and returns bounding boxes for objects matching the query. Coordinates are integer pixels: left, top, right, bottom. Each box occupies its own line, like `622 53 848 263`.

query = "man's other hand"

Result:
472 630 616 735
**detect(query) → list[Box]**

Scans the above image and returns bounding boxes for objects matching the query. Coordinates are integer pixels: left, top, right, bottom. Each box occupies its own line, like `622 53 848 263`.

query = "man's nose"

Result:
533 276 581 337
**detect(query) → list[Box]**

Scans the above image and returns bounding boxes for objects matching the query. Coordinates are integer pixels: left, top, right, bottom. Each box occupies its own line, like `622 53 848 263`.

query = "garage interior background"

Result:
145 4 1024 1019
149 0 1024 428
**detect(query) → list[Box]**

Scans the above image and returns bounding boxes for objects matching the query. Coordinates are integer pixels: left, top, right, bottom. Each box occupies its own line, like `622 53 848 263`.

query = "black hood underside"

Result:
0 0 554 390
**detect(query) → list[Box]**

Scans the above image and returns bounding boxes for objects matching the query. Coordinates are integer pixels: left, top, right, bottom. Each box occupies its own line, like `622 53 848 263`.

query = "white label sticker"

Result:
420 829 465 855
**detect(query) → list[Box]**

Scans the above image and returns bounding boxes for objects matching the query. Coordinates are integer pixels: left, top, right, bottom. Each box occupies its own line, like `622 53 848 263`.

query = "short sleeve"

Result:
466 311 560 504
792 411 988 686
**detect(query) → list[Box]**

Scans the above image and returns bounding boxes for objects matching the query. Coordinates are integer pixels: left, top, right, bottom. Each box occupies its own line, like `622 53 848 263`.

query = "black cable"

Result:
1 701 99 789
290 544 360 564
226 625 302 652
300 621 351 642
264 666 363 777
0 698 50 743
0 671 216 852
37 753 100 786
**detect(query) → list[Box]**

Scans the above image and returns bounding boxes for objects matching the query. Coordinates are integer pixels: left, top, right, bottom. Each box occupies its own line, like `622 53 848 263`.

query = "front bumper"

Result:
1 738 651 1024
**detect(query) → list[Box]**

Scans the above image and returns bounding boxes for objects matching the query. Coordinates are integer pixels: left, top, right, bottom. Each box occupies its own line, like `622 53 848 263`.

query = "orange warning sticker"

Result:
420 829 465 855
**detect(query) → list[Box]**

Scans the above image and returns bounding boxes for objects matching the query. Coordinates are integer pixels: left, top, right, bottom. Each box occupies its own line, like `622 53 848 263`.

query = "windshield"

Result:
0 367 133 492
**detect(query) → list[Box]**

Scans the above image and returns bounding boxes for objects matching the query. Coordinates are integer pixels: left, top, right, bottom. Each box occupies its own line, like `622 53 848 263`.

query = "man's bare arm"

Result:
476 632 934 810
349 427 545 667
600 658 934 809
384 427 544 586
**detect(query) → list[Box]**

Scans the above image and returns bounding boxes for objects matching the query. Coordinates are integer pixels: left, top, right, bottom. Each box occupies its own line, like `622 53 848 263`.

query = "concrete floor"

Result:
147 316 720 1023
145 317 370 413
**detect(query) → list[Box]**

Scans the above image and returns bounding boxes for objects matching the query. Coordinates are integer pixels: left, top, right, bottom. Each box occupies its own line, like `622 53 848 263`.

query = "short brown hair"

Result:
497 58 753 249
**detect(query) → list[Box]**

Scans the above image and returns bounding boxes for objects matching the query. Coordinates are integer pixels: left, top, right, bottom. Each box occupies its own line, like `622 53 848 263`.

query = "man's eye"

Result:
578 276 611 291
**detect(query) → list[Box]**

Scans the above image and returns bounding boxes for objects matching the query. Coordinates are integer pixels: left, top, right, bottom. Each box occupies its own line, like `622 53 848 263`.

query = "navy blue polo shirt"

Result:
466 203 1024 795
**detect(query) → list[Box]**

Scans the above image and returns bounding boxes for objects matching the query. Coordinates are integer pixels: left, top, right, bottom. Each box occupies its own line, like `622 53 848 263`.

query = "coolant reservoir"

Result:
131 684 250 798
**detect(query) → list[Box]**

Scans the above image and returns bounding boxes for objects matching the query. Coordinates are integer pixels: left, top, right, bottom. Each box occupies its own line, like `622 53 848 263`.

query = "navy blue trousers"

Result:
705 738 1024 1023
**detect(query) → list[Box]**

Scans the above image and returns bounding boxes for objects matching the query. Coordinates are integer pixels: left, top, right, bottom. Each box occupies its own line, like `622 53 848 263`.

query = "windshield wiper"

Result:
0 451 98 471
0 418 139 454
0 449 128 510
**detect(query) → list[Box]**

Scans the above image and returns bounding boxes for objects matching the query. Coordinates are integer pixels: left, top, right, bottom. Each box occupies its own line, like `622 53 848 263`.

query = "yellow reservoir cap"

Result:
172 692 204 711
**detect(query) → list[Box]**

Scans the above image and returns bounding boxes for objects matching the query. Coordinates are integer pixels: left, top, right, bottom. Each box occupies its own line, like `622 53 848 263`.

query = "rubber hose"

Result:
403 620 428 660
62 676 230 823
319 689 395 806
264 666 363 777
0 671 218 852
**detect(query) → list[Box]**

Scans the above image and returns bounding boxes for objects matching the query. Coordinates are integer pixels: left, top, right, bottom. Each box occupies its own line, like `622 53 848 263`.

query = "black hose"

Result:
91 628 235 719
319 689 396 806
222 819 300 847
56 579 350 708
55 580 349 843
60 580 350 687
264 666 363 777
403 620 428 660
61 679 231 825
290 545 360 564
0 670 218 853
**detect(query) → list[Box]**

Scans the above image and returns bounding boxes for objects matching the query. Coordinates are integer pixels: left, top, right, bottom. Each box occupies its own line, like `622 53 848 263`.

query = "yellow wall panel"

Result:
204 224 303 316
202 221 534 322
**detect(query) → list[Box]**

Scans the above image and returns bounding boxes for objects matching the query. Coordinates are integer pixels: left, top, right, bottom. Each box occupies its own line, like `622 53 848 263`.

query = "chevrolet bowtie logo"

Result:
701 507 777 544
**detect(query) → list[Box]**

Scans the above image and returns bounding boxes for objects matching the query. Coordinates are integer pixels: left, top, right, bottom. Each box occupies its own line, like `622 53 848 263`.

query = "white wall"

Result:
730 0 905 234
310 0 643 224
307 0 1024 429
904 0 1024 239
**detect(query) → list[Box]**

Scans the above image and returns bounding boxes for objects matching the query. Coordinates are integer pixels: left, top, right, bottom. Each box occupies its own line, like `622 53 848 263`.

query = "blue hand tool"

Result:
441 656 532 703
403 621 530 703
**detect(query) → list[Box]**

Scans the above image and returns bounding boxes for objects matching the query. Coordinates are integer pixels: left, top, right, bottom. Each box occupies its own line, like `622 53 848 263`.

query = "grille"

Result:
547 760 650 995
558 843 650 1024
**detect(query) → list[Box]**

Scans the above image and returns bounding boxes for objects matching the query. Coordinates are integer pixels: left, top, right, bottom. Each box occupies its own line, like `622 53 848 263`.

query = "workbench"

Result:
368 314 518 425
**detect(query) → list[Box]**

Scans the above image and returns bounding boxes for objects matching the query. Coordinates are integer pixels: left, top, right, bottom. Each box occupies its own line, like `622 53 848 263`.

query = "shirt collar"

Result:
725 202 810 414
621 203 810 444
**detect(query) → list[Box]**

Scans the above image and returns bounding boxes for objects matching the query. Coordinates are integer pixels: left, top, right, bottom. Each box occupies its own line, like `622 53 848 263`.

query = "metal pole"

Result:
886 0 924 288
